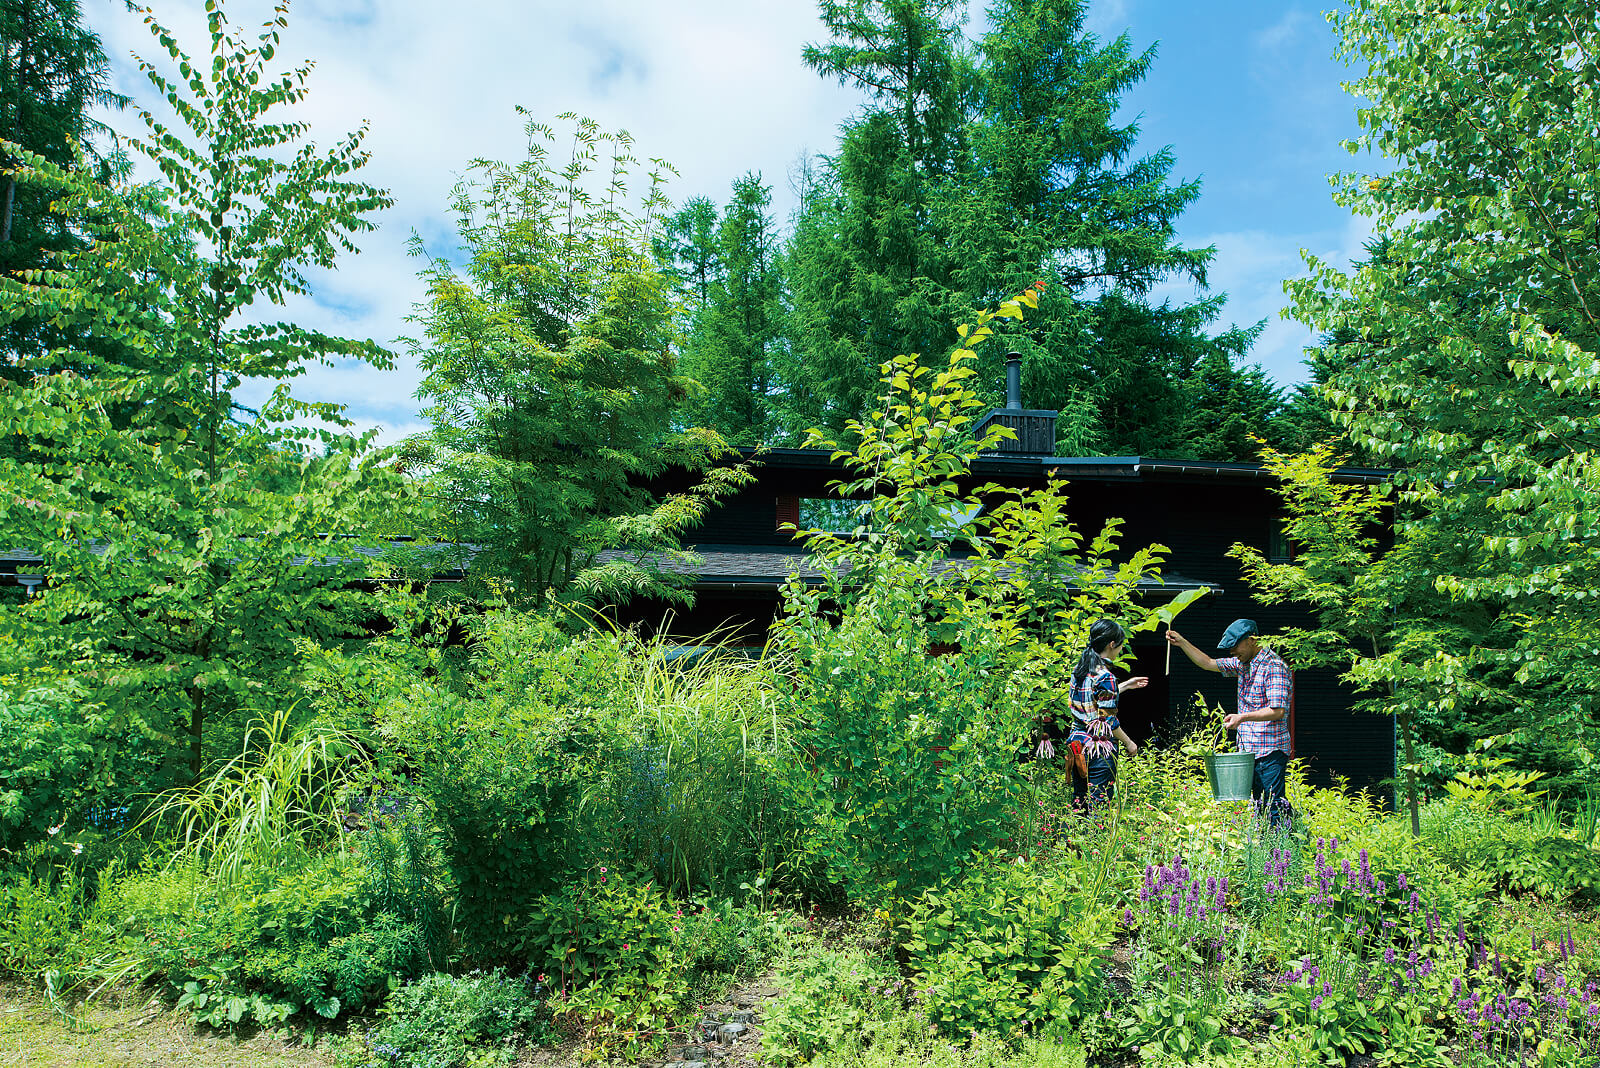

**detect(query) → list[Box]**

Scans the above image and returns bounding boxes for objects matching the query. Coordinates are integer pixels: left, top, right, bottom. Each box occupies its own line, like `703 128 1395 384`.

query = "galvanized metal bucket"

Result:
1204 752 1257 802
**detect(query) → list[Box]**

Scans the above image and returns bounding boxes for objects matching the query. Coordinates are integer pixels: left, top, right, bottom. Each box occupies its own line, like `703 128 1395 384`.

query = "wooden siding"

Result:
620 451 1396 800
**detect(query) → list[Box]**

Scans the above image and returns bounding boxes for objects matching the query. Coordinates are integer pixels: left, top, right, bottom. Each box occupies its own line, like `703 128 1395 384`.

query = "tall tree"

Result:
779 1 970 437
1289 0 1600 787
402 113 749 609
654 195 719 313
781 0 1281 458
673 173 783 443
0 0 400 780
0 0 126 364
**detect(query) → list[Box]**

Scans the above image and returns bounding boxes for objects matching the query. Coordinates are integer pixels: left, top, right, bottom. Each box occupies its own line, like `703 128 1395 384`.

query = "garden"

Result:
6 291 1600 1067
4 0 1600 1065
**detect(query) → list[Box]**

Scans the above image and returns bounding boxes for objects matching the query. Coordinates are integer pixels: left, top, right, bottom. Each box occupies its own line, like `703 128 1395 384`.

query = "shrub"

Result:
0 679 123 859
760 944 900 1064
519 864 701 1057
901 853 1117 1039
114 850 431 1026
342 969 547 1068
0 864 127 983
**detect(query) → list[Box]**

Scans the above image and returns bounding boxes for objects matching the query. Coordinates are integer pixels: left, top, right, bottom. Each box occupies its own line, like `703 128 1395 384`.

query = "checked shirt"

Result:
1216 646 1292 756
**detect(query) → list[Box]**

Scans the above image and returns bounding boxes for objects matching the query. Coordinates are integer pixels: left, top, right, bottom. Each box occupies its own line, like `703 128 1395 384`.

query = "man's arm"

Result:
1165 630 1221 672
1224 706 1287 729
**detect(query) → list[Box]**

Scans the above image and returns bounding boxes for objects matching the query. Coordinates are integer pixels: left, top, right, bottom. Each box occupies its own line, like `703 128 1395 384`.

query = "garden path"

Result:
0 984 331 1068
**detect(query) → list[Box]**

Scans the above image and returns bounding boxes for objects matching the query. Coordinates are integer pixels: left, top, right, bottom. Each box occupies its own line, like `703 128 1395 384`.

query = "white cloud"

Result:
1253 8 1316 55
1084 0 1132 39
1145 210 1376 389
86 0 866 445
81 0 1360 437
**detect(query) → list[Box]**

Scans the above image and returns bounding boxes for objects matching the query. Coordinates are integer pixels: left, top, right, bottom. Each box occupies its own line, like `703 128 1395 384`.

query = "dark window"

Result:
1268 520 1293 564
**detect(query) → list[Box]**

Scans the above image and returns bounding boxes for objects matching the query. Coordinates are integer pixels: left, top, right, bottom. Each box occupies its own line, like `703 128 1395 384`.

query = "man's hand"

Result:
1223 712 1244 730
1165 629 1185 646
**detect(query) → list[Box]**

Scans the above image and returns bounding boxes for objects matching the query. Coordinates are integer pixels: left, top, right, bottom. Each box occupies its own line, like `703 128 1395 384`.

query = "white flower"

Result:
47 824 63 836
70 843 83 856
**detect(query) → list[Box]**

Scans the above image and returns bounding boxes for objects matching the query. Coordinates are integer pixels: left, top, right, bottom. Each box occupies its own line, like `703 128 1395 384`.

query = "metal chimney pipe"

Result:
1004 352 1023 410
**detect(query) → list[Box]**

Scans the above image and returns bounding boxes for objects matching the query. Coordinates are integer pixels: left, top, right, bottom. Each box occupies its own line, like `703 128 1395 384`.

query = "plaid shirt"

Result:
1070 663 1121 763
1216 646 1292 755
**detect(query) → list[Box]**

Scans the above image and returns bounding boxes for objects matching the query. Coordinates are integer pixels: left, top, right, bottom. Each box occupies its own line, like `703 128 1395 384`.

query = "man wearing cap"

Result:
1166 620 1293 824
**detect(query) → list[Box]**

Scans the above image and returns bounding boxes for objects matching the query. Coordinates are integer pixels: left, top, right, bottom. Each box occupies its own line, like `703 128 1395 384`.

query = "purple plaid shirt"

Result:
1216 646 1292 755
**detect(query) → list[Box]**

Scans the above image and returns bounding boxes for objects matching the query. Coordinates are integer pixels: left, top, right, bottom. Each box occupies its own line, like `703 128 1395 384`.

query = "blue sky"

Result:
87 0 1379 446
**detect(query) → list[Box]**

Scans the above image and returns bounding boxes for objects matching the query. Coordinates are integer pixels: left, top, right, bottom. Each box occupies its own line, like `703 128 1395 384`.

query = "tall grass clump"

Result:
141 704 369 884
585 633 795 893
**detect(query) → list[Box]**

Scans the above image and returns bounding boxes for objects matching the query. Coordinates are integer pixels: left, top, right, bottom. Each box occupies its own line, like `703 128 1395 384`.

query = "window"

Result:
798 497 865 533
1268 520 1293 564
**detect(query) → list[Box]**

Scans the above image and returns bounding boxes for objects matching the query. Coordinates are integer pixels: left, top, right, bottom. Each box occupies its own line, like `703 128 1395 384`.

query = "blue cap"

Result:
1218 619 1257 651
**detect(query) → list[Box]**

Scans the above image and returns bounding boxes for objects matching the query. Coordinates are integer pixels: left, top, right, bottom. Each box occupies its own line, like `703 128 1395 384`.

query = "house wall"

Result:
623 452 1397 800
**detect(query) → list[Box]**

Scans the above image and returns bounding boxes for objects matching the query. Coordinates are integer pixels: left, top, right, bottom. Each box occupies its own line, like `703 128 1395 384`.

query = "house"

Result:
612 356 1397 797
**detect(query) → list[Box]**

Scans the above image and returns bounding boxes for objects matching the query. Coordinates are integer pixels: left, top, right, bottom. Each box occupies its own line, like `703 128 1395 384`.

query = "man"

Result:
1166 619 1292 824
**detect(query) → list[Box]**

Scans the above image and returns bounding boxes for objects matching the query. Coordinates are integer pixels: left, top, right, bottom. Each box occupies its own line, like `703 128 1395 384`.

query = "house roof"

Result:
596 543 1217 595
732 447 1392 484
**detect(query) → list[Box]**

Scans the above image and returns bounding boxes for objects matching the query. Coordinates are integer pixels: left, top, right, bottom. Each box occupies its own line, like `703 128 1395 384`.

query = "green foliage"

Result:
661 173 784 443
142 706 368 885
342 970 547 1068
0 0 127 366
354 801 451 971
1227 443 1432 830
579 638 796 893
518 867 789 1058
777 290 1202 903
760 943 901 1064
401 111 750 608
375 612 794 956
118 852 430 1026
521 866 683 1057
1289 0 1600 791
778 0 1281 458
0 0 403 781
903 854 1116 1039
0 864 127 983
0 677 117 856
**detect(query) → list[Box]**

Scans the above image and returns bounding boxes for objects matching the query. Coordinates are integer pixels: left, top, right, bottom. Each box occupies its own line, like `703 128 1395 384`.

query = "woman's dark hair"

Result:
1072 618 1126 689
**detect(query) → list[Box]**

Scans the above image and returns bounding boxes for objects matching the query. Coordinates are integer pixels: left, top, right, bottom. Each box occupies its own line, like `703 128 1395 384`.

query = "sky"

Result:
83 0 1381 447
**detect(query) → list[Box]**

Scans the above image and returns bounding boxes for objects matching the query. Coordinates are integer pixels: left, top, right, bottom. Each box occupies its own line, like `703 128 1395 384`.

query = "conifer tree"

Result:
779 0 1283 459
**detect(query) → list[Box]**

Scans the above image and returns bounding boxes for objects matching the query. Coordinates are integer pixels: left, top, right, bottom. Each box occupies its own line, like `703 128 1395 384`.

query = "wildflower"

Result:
47 824 63 836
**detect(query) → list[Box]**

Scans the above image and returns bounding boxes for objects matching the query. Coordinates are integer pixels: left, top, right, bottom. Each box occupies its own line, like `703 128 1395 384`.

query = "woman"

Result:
1069 618 1147 808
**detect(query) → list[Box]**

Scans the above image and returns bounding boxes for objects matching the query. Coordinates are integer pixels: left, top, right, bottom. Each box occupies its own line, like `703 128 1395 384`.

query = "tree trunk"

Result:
189 687 205 782
0 175 14 245
1398 706 1421 837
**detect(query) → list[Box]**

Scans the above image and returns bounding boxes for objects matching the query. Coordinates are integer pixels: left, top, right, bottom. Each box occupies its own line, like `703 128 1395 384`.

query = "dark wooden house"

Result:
614 358 1396 797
